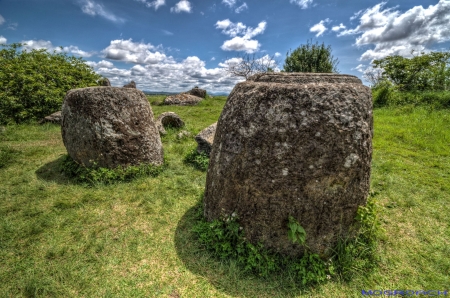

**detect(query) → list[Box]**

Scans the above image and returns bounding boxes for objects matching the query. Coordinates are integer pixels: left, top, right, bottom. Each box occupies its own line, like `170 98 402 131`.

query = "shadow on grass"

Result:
174 202 312 298
35 155 75 185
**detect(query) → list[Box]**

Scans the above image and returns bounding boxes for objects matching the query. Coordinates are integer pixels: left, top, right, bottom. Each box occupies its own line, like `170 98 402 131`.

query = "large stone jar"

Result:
204 73 373 257
62 86 163 169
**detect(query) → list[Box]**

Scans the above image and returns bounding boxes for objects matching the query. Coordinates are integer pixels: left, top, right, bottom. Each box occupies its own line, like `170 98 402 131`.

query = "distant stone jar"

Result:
123 81 136 88
204 72 373 257
61 87 163 169
195 122 217 156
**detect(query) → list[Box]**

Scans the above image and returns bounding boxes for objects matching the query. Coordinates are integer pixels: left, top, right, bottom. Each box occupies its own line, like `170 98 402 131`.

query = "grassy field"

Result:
0 96 449 297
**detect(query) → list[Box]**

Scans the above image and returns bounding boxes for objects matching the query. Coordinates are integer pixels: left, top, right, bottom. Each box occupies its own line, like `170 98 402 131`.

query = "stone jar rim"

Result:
247 72 362 84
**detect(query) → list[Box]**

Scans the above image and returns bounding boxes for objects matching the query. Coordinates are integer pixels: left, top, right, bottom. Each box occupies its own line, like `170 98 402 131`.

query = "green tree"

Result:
283 40 339 73
372 51 450 91
0 43 102 124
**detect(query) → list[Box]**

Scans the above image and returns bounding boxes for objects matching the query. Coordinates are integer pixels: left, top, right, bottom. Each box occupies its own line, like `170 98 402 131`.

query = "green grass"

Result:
0 96 449 297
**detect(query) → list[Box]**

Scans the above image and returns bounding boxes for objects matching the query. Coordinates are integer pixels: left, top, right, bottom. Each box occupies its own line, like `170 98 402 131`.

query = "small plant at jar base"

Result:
184 149 209 171
287 216 307 245
193 194 381 286
192 204 332 286
60 155 166 185
330 195 383 281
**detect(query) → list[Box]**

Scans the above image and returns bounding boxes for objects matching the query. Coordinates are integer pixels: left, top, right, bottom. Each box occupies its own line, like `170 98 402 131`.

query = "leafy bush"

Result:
0 43 101 124
372 85 450 109
60 155 166 185
372 80 395 108
184 149 209 171
283 40 339 73
372 51 450 92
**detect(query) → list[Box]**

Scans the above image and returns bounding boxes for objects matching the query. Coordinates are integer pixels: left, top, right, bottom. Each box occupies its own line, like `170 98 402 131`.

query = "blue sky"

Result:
1 0 450 93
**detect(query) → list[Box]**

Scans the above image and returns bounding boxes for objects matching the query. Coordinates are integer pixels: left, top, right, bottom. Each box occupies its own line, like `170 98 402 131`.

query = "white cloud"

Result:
275 52 281 57
0 36 6 44
219 55 280 72
332 23 346 32
20 40 94 57
211 57 216 61
101 39 168 64
63 45 94 57
0 14 5 25
350 10 363 21
7 22 18 30
90 53 242 93
162 30 174 36
221 37 260 53
222 0 236 7
340 0 450 61
135 0 165 10
235 3 248 13
310 19 330 37
352 64 367 73
290 0 313 9
80 0 125 23
216 19 267 53
86 60 114 69
218 57 242 68
170 0 192 13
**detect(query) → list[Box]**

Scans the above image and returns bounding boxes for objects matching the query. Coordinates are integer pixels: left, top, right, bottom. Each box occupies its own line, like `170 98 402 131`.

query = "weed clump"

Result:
184 149 209 171
60 154 166 185
192 194 382 287
0 145 20 169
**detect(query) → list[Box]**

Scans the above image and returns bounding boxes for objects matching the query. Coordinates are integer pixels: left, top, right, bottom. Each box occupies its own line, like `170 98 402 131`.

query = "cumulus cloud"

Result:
0 36 6 44
310 19 330 37
275 52 281 57
340 0 450 61
135 0 165 10
84 45 244 92
222 0 236 7
80 0 125 23
20 40 94 57
170 0 192 13
89 53 242 93
86 60 114 69
332 23 346 32
0 14 5 25
290 0 313 9
216 19 267 53
221 37 260 53
218 55 280 75
235 2 248 13
101 39 168 64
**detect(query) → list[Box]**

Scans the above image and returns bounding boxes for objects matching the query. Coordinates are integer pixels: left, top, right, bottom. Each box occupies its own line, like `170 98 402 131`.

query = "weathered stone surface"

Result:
123 81 136 88
61 86 163 169
99 77 111 86
163 93 203 106
39 111 62 124
156 112 185 135
195 122 217 156
204 72 373 257
187 87 206 98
